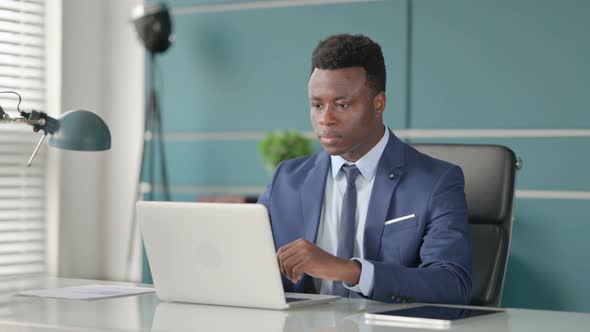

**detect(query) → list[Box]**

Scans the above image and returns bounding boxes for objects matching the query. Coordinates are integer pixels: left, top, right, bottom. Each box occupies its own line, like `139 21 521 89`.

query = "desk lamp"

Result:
0 91 111 166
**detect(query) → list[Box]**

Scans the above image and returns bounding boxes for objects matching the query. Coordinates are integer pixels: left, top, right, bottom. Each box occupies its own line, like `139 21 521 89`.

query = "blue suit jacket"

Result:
258 130 473 304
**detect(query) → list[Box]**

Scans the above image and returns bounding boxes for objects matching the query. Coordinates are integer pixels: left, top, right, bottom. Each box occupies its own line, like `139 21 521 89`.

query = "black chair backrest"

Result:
411 144 517 307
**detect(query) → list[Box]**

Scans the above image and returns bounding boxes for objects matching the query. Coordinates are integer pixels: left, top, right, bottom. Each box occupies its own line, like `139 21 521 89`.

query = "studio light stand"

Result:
127 3 174 281
142 52 171 203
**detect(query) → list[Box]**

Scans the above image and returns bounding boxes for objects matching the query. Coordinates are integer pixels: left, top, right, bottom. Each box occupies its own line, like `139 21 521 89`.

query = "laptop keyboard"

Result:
286 297 308 303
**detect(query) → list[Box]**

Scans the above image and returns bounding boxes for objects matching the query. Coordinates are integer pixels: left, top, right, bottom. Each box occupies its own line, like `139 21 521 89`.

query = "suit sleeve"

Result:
368 165 473 304
257 183 271 210
256 162 297 292
257 162 284 213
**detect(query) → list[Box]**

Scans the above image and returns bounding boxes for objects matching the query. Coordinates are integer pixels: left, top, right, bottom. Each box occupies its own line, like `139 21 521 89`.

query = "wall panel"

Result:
157 0 407 132
412 0 590 129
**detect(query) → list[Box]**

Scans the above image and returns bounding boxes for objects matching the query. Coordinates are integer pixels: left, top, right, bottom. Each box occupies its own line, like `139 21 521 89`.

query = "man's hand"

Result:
277 238 361 285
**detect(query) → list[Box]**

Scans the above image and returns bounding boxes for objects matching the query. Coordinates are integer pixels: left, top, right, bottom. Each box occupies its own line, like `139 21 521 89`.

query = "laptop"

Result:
137 201 340 310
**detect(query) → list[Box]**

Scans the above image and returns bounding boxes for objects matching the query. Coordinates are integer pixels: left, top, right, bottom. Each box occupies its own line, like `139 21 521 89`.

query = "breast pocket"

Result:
380 216 419 263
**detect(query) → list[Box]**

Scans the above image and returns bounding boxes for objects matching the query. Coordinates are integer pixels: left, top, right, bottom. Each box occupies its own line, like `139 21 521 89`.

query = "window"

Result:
0 0 47 277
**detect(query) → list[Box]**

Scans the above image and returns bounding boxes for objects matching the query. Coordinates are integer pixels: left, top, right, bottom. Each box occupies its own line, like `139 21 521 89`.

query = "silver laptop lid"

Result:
137 201 288 309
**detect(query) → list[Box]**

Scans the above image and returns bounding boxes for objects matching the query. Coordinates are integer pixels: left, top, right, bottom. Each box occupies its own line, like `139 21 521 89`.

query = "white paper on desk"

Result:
17 284 155 300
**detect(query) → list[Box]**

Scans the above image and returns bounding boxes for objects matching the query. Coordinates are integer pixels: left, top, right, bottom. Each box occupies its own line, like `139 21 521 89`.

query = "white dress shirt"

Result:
313 128 389 296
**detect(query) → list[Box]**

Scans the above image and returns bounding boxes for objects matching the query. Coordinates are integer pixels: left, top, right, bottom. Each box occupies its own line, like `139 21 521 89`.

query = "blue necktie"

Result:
332 164 360 296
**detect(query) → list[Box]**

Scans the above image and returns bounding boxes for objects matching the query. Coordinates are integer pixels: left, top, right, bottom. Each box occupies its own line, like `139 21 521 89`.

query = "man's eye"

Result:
337 103 350 109
311 104 322 110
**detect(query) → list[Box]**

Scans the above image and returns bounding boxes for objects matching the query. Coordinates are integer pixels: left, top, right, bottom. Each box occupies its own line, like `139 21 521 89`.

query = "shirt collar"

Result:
330 126 389 181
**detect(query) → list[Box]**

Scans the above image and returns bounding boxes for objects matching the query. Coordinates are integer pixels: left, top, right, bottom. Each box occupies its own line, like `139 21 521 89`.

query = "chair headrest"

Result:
412 144 517 225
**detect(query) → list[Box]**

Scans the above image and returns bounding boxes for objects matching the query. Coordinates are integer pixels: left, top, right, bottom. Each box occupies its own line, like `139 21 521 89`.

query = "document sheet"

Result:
18 284 155 300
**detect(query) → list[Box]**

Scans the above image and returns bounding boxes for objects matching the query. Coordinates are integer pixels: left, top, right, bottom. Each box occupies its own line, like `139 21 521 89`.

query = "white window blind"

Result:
0 0 47 278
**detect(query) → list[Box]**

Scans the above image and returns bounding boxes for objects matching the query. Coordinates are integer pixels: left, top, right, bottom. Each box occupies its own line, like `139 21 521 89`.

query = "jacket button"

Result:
400 296 413 303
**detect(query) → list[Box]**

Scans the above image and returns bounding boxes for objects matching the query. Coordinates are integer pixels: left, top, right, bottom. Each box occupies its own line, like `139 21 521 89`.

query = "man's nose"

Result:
319 106 337 126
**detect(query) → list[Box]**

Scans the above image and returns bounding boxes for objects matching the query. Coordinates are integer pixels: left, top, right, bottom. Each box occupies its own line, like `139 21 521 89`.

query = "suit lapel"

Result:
300 151 330 244
363 131 407 260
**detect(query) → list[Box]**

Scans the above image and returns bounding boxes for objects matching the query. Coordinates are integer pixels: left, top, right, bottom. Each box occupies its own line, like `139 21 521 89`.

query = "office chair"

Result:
411 144 519 307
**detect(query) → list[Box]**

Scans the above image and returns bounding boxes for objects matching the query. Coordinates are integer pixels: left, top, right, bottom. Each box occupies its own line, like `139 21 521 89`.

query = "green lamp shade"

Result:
48 110 111 151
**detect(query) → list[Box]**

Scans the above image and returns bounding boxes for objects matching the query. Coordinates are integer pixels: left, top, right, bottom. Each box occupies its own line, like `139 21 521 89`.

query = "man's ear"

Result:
373 91 386 116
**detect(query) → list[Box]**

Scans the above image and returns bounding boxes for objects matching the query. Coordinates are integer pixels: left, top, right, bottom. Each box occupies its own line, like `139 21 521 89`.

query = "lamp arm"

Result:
1 108 57 167
1 109 59 134
1 92 58 133
0 116 46 127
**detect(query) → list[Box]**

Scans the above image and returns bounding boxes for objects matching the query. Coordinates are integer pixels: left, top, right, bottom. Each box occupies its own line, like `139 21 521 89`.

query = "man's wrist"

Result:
338 259 361 285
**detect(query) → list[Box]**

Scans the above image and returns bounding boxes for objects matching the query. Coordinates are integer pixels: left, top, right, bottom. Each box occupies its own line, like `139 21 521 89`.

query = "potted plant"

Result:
259 130 314 172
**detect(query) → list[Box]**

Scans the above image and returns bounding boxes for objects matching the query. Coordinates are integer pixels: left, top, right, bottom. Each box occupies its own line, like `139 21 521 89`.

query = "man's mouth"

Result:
319 134 341 144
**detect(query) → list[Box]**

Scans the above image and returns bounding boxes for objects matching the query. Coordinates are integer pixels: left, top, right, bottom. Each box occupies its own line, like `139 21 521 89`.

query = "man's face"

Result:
308 67 385 162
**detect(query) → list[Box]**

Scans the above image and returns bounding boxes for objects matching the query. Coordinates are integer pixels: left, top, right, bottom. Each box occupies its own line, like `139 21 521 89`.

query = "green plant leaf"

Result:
259 130 313 171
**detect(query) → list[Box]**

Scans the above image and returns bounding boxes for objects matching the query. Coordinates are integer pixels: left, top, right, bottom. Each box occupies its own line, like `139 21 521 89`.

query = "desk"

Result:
0 275 589 331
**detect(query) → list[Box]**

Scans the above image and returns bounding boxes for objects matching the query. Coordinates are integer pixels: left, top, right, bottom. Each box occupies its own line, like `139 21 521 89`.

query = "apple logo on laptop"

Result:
196 242 223 269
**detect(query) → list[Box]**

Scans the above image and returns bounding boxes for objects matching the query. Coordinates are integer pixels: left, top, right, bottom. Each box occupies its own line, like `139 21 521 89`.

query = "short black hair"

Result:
311 34 386 94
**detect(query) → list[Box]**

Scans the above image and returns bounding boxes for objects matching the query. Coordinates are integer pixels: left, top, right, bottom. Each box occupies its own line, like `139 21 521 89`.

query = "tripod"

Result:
126 53 171 281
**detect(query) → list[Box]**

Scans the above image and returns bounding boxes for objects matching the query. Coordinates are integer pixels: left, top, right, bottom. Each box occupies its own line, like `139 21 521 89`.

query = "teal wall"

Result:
142 0 590 312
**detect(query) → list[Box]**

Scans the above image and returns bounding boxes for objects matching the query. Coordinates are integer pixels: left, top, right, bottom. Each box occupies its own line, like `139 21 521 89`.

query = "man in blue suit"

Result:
258 34 472 304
